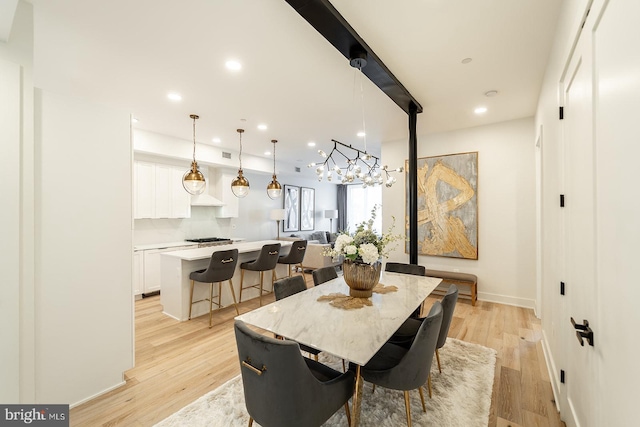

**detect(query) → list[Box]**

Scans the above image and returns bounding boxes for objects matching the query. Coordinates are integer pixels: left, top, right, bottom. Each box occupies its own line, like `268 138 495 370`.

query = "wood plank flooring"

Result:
70 279 565 426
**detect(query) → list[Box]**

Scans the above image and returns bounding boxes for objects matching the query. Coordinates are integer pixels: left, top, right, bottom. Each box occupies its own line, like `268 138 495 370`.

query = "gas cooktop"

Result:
185 237 231 243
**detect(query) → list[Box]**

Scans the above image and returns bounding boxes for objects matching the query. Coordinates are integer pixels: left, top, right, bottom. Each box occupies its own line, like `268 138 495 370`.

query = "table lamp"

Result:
270 209 286 239
324 209 338 232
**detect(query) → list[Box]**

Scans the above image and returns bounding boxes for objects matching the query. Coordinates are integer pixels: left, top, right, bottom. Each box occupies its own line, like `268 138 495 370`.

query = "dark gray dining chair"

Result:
385 262 426 319
276 240 308 282
273 276 321 361
353 302 443 427
238 243 281 307
188 249 239 328
312 265 338 286
234 320 354 427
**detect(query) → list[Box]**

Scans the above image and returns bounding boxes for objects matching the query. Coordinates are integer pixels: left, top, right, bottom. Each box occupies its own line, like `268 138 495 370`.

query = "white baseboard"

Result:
541 330 561 412
70 380 126 408
477 291 536 309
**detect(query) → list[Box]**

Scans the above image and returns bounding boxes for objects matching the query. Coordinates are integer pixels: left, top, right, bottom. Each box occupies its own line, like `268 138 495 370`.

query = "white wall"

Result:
383 117 536 307
0 0 35 403
133 131 338 245
34 89 133 405
0 56 22 404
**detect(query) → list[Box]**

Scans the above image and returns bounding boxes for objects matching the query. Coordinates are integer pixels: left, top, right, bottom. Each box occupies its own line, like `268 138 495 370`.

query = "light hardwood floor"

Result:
70 278 565 426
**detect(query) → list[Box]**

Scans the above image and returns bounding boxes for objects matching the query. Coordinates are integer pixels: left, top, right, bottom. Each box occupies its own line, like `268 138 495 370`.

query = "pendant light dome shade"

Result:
183 162 206 195
183 114 206 195
266 139 282 199
232 129 250 198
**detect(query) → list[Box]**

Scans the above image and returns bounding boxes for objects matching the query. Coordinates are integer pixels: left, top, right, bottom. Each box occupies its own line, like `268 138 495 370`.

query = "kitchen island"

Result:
160 240 292 321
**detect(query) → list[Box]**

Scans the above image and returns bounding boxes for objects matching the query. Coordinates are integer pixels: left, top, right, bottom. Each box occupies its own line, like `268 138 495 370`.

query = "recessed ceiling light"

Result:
212 137 221 143
225 60 242 71
264 151 271 156
308 142 316 147
474 107 488 114
167 92 182 101
131 117 138 123
461 58 472 64
257 124 268 131
485 90 498 97
357 131 366 137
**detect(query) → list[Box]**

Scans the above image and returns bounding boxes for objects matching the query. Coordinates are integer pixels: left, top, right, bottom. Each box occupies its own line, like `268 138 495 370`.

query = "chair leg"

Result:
188 280 195 320
271 269 276 291
427 373 432 398
259 271 264 307
314 353 318 362
342 359 346 373
208 283 214 328
218 281 222 312
288 264 292 277
372 384 376 394
403 390 412 427
248 417 253 427
228 279 240 315
418 386 426 412
239 269 245 303
298 263 306 282
436 348 442 373
344 402 351 426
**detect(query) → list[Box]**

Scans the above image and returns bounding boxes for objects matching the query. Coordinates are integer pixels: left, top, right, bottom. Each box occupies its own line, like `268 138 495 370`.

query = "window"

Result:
346 184 382 233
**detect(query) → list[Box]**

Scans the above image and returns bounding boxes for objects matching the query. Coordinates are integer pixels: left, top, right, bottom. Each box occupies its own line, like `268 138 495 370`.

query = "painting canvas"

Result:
283 185 300 232
300 187 315 231
405 152 478 260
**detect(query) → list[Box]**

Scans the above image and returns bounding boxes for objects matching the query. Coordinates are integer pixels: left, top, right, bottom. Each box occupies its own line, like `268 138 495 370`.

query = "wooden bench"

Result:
426 269 478 306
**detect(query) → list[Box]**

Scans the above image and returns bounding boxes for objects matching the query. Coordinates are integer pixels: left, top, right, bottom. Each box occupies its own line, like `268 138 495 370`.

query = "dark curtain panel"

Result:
337 184 348 232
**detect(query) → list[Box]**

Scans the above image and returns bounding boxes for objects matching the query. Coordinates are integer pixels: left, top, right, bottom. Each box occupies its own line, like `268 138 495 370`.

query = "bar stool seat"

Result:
189 249 239 328
276 240 307 282
238 243 281 307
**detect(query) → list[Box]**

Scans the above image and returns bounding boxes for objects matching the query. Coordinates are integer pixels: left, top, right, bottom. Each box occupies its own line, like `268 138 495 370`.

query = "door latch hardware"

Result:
570 317 594 347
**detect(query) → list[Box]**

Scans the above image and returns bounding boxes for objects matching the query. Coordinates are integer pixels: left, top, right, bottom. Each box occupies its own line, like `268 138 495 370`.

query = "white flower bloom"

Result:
334 234 353 253
345 245 358 255
359 243 379 265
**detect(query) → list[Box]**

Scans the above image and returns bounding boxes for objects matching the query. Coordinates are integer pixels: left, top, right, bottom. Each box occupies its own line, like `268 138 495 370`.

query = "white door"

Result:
561 1 640 425
591 0 640 425
561 19 597 427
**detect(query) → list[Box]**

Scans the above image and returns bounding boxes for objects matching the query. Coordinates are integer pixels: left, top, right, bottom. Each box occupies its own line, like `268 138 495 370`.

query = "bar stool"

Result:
238 243 281 307
189 249 239 328
276 240 307 282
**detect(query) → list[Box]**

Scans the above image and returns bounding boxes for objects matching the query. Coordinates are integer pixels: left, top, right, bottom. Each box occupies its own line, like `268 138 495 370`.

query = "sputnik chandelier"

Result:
308 139 403 187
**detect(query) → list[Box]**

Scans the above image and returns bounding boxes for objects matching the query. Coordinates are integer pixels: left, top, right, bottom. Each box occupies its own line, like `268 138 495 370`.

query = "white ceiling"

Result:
30 0 561 169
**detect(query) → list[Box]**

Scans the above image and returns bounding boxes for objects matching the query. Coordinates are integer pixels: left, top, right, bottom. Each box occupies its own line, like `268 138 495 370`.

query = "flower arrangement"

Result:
324 205 403 265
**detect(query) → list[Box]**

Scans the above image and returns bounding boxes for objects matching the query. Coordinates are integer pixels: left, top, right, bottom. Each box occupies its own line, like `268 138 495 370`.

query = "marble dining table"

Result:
235 270 442 427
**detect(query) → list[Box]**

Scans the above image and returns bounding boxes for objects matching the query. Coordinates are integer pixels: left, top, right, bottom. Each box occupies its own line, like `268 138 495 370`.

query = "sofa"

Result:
279 231 341 270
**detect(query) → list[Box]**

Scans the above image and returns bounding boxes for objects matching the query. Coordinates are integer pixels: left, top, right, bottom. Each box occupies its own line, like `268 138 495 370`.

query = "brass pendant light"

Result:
183 114 206 195
231 129 250 198
266 139 282 199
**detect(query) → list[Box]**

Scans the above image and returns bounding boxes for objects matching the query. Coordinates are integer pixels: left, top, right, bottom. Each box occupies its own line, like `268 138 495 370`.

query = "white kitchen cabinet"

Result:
134 161 155 218
142 244 197 294
214 172 239 218
133 161 191 219
133 250 144 297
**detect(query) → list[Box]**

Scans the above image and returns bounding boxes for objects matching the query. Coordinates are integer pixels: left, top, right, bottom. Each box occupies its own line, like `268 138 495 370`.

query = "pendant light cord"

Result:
192 117 197 163
238 129 244 170
359 66 367 154
272 140 276 174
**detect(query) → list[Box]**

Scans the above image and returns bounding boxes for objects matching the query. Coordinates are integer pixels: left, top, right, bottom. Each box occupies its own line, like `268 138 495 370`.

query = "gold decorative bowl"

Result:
342 259 382 298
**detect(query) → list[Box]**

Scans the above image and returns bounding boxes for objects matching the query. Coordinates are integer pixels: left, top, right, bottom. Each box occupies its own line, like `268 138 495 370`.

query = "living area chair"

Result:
273 276 321 361
385 262 426 319
238 243 281 307
276 240 307 282
234 320 354 427
188 249 239 328
352 302 443 427
312 265 338 286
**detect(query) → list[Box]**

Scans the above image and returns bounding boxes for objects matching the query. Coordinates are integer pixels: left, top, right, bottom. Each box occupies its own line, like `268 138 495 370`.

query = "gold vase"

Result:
342 259 382 298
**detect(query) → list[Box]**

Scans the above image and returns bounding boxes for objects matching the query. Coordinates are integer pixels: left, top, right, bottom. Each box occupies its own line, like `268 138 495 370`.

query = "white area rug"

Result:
155 338 496 427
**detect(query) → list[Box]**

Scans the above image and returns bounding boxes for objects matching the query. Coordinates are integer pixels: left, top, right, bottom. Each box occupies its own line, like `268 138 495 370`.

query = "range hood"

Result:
190 193 225 207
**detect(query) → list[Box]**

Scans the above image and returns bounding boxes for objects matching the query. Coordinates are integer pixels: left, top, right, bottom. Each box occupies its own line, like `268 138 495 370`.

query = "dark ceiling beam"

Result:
285 0 423 115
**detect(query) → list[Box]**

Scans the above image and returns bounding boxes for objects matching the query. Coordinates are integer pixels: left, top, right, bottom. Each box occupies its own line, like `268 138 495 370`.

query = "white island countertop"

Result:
160 240 293 321
162 239 291 261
